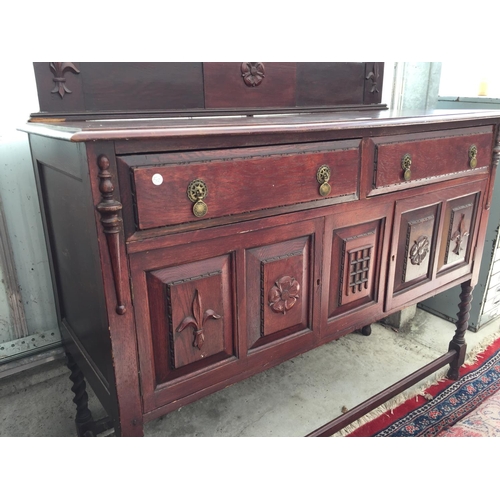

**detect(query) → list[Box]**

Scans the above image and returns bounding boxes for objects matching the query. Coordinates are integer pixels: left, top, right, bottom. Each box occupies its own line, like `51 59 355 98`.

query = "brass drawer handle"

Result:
469 145 478 169
317 165 332 197
401 153 412 181
187 179 208 217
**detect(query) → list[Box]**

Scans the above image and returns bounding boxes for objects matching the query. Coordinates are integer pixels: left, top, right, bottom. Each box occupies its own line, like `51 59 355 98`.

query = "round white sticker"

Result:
152 173 163 186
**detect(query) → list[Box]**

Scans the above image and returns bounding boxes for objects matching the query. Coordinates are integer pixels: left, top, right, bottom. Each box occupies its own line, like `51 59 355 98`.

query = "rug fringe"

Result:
332 328 500 437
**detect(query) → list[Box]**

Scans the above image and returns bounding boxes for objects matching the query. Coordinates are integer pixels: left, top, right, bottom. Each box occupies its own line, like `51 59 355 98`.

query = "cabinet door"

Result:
129 217 323 412
437 192 479 275
386 181 485 312
130 241 237 412
321 201 391 338
245 219 323 352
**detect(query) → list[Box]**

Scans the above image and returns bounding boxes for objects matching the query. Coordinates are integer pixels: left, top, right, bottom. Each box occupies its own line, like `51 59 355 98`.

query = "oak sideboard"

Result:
21 63 500 436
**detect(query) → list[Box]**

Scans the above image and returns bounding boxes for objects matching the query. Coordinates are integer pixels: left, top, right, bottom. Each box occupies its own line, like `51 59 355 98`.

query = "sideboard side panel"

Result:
28 135 118 421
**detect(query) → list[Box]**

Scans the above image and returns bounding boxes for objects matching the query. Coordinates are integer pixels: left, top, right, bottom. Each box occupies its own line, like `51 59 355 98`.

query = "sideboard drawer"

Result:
370 126 493 194
126 140 360 230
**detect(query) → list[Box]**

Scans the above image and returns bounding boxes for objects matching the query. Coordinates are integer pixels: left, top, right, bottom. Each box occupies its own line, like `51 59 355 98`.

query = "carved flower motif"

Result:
269 276 300 314
241 62 265 87
410 235 430 265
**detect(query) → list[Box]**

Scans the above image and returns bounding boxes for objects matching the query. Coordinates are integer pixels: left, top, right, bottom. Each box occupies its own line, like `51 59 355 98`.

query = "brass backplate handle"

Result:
317 165 332 197
401 153 412 181
187 179 208 217
469 145 478 169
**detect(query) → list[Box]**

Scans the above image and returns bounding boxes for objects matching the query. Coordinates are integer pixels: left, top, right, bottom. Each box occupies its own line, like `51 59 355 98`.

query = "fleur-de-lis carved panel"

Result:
365 62 380 94
50 62 80 99
451 213 470 256
176 289 222 350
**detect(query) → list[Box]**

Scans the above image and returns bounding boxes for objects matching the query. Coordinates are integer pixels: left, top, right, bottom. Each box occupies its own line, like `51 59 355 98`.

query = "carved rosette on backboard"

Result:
49 62 80 98
241 62 265 87
96 155 126 315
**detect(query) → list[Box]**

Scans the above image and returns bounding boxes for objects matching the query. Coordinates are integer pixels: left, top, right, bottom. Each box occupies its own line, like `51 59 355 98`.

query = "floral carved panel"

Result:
402 215 435 283
268 276 300 314
241 62 265 87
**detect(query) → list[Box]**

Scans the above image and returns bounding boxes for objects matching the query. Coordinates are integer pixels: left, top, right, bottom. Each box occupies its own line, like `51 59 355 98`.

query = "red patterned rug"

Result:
346 336 500 437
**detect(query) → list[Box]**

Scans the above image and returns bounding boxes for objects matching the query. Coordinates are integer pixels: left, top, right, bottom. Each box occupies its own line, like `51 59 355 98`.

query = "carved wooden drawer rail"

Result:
22 73 500 436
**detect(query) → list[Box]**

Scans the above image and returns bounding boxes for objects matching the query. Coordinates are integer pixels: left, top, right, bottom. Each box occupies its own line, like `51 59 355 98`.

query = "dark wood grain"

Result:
86 142 144 436
95 154 126 315
372 127 493 190
447 280 473 380
297 62 365 106
33 62 384 118
204 62 296 109
23 100 500 437
130 140 360 229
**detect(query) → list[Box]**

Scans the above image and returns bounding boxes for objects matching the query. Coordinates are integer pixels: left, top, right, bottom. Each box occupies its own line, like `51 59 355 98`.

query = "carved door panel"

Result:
130 242 236 412
321 202 391 338
386 196 441 311
245 219 322 352
386 181 485 312
146 255 233 381
437 192 479 275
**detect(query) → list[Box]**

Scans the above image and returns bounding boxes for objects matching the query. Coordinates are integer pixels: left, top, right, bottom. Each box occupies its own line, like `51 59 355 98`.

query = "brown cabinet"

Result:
22 63 500 436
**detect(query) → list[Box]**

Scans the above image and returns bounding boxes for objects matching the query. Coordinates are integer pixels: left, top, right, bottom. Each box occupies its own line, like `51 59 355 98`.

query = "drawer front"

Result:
371 126 493 193
127 140 360 230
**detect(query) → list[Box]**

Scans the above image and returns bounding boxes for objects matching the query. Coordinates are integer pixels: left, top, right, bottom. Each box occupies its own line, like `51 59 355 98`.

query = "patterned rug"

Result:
346 336 500 437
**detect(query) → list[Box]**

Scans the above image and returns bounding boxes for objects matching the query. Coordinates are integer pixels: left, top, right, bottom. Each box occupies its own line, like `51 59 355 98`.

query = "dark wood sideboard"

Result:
21 63 500 436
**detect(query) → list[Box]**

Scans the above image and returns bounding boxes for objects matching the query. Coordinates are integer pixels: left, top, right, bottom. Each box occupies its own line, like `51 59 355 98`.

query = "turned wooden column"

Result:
447 280 473 380
66 352 95 436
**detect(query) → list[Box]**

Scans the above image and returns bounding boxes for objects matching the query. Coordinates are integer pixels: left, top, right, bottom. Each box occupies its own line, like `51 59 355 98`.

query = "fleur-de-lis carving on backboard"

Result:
365 63 380 94
176 289 222 350
49 62 80 98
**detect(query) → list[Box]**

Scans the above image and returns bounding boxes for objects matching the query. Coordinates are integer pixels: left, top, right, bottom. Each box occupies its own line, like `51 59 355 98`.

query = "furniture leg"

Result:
361 324 372 336
66 351 101 436
447 280 473 380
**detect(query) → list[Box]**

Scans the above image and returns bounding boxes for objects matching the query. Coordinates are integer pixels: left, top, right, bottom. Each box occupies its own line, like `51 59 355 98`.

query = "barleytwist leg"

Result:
66 352 95 436
447 280 473 380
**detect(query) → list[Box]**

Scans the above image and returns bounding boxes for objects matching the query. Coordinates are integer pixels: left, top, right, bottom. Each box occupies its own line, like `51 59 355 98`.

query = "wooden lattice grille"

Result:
347 246 372 295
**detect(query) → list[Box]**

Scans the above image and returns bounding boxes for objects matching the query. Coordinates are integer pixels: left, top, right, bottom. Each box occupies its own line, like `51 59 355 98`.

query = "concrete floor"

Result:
1 307 499 437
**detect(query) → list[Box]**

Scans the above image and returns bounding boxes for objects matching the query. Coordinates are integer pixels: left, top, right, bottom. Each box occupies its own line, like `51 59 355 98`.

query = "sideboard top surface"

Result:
21 109 500 143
